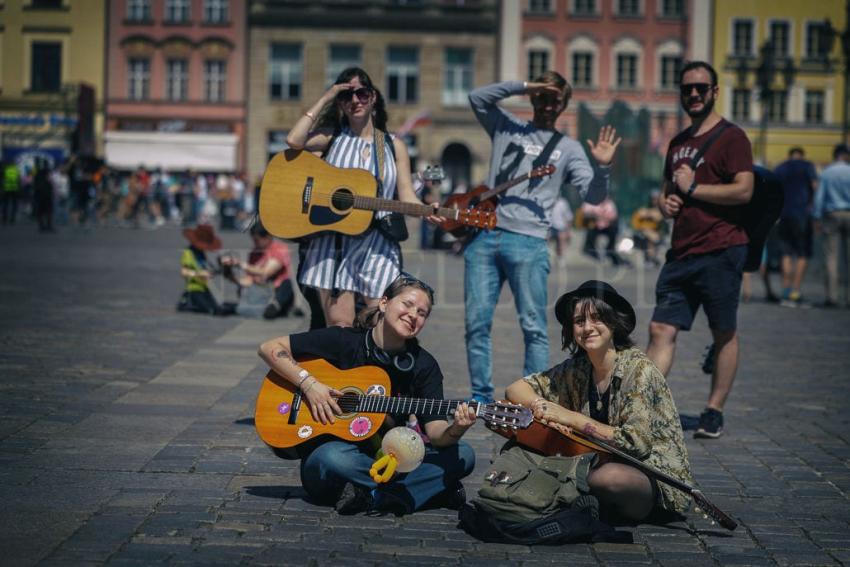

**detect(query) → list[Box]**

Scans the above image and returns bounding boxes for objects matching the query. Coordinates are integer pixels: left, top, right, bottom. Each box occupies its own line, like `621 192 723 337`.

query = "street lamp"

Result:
819 3 850 141
746 38 797 165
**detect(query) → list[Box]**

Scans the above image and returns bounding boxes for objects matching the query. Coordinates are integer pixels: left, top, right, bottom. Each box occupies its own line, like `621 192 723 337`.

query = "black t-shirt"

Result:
288 326 447 426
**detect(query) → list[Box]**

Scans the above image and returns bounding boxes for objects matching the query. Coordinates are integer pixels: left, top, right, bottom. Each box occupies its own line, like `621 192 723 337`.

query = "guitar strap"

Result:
527 131 563 192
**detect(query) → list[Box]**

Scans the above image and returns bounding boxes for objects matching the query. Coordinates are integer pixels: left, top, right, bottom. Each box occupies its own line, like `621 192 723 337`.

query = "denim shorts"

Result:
652 245 747 332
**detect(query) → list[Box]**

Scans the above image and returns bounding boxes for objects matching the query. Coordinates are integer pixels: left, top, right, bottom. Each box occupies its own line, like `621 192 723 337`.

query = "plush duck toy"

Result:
369 426 425 483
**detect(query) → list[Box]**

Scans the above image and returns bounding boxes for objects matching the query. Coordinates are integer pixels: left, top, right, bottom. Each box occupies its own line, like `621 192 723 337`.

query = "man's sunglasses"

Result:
337 87 373 104
396 271 436 304
680 83 713 97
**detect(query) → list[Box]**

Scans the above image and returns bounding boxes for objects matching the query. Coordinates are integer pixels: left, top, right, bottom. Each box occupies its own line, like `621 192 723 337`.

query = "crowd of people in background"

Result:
0 155 259 233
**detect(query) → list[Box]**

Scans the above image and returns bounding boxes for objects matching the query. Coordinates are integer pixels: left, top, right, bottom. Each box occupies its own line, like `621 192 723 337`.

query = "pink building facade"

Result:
500 0 707 154
104 0 247 172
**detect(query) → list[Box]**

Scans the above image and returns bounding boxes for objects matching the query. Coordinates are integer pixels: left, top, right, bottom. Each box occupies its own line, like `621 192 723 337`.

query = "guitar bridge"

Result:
301 177 314 214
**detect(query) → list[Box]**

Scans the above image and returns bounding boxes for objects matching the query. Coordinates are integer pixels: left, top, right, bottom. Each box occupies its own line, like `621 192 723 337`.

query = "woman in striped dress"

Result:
286 67 439 327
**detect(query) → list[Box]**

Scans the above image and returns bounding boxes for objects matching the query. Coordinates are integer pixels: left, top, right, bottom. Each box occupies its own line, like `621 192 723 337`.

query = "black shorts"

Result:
652 245 747 332
776 217 813 259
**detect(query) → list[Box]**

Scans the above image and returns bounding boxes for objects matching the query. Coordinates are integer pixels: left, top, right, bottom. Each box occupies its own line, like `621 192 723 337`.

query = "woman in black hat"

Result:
505 280 693 521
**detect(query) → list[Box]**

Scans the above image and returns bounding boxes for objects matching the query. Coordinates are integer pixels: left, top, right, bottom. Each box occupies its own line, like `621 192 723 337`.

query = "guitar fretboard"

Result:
338 395 477 417
352 195 459 220
478 171 532 201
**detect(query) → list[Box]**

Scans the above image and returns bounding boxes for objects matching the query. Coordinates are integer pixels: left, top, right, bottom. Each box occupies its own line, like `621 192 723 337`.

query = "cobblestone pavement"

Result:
1 224 849 566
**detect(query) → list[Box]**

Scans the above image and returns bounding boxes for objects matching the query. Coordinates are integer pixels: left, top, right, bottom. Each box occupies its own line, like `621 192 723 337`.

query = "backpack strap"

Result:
688 120 732 169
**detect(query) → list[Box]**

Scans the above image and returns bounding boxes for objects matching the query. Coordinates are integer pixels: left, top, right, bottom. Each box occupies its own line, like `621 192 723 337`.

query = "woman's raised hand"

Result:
321 82 358 104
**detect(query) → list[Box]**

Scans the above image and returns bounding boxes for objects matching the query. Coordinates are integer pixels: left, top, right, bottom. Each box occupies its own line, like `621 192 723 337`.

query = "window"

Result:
733 20 754 56
165 0 191 22
166 59 188 101
572 0 596 16
616 53 638 88
528 0 552 13
769 21 791 58
30 42 61 92
204 60 226 102
660 55 682 90
127 0 151 21
572 52 594 88
269 43 302 100
203 0 229 23
806 22 831 59
527 50 548 82
616 0 640 17
767 91 787 123
660 0 682 18
127 58 150 100
805 90 825 124
326 45 361 87
387 47 419 103
443 48 473 106
732 89 750 122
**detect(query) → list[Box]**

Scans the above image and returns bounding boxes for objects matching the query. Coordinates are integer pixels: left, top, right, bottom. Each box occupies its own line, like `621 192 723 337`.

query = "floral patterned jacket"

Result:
523 346 694 514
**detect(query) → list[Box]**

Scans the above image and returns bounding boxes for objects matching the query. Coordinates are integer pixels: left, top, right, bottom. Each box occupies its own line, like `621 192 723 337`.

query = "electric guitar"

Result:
254 358 532 456
258 150 496 239
439 164 556 236
488 420 737 531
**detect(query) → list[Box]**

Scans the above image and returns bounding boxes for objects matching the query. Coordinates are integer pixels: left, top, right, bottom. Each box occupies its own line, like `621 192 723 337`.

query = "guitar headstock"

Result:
692 489 737 531
479 401 533 430
420 165 446 183
529 164 556 179
457 208 497 230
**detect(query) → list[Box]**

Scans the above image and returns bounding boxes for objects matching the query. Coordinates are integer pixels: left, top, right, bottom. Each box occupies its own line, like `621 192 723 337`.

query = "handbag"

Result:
372 129 409 242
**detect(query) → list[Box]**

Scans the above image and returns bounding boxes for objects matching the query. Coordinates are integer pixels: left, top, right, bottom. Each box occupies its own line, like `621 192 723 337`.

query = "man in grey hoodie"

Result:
465 71 621 403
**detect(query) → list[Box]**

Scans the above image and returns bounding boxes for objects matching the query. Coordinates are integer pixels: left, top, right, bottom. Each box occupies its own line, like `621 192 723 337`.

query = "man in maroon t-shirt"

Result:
646 61 754 439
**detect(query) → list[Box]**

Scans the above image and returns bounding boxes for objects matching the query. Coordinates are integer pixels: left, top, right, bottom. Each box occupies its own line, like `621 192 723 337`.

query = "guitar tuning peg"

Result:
710 521 715 526
703 514 708 520
695 507 701 513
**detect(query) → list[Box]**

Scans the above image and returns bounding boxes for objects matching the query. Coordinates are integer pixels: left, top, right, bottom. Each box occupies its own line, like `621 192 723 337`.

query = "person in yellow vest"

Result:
176 224 234 315
2 161 21 225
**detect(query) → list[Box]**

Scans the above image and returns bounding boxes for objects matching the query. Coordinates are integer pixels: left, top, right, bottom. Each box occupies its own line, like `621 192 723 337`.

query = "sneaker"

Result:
263 300 281 320
700 343 716 375
335 482 373 515
679 414 700 431
694 408 724 439
429 482 467 510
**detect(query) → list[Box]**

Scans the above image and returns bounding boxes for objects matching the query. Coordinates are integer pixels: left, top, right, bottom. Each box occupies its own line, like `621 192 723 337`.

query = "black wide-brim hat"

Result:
554 280 636 333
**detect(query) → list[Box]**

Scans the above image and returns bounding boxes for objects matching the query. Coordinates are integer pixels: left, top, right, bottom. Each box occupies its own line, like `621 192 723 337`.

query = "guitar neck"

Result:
352 196 458 220
352 396 475 417
478 172 533 201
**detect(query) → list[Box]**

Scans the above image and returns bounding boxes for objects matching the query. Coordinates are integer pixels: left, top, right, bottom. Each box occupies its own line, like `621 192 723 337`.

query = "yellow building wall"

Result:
713 0 846 167
0 0 106 155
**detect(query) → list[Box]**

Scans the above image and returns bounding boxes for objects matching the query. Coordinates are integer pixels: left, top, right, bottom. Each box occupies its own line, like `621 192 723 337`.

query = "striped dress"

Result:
298 128 401 299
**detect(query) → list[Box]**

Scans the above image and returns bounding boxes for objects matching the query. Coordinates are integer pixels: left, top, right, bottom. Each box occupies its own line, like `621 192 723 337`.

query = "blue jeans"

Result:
464 228 550 403
300 440 475 513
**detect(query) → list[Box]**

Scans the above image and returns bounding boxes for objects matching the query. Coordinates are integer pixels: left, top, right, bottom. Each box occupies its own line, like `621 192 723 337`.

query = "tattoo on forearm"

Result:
582 422 598 437
274 349 292 362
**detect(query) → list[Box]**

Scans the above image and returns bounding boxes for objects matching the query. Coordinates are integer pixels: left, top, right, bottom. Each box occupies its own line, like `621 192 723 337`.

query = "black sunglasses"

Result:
680 83 713 97
337 87 373 104
395 271 436 305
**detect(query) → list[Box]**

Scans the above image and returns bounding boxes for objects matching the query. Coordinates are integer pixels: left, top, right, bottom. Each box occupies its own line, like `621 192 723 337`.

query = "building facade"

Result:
105 0 247 172
500 0 701 154
0 0 106 169
713 0 846 166
246 0 498 190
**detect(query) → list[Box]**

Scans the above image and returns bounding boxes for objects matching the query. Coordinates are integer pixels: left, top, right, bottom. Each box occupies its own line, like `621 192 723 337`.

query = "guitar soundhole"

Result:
330 189 355 213
336 389 362 418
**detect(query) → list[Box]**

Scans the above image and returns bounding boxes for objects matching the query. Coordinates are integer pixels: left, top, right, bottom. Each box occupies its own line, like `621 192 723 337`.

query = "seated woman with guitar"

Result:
505 280 693 521
285 67 440 327
258 274 476 515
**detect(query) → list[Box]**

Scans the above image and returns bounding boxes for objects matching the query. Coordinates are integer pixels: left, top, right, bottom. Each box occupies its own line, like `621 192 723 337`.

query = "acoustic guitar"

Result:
259 150 496 240
255 358 533 455
439 164 556 236
488 420 737 531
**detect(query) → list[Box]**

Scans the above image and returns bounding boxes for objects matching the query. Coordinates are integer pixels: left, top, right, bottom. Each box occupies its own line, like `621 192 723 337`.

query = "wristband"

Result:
297 369 311 388
302 377 317 394
687 181 698 196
